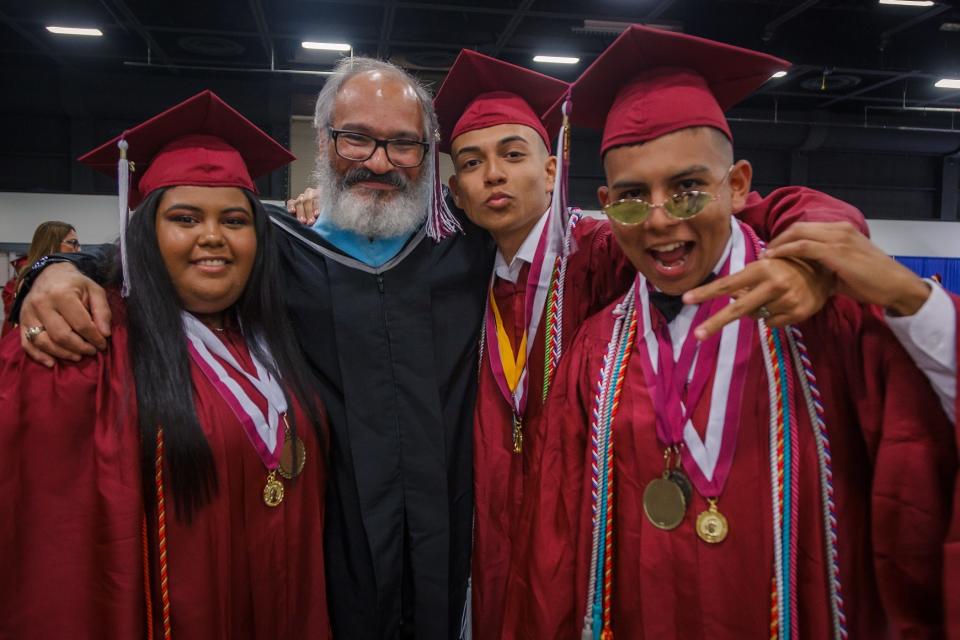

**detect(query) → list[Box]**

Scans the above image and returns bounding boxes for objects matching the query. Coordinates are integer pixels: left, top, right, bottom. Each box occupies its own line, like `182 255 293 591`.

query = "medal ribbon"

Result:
633 219 757 498
182 313 287 470
489 294 528 392
484 208 560 416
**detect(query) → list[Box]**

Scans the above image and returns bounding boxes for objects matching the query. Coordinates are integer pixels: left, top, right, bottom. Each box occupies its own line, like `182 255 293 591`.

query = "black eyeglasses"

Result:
327 127 429 168
603 166 735 225
61 239 81 250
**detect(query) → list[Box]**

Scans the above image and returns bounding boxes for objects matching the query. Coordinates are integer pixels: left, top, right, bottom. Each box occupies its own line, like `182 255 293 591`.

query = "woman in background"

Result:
2 221 79 336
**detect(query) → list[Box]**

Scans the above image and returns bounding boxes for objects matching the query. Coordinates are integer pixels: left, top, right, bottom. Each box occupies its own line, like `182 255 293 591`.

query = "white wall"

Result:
0 193 119 247
3 192 958 257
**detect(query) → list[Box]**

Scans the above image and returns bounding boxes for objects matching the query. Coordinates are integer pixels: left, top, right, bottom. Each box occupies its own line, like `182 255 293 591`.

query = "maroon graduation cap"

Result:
78 89 294 207
434 50 570 154
78 90 294 295
547 25 789 155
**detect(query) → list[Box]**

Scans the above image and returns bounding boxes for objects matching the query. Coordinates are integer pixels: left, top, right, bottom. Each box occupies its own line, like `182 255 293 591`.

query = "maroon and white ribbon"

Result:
634 219 756 498
182 313 287 469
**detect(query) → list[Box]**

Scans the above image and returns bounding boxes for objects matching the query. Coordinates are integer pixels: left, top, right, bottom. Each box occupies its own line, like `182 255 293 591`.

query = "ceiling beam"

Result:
767 89 960 108
377 0 397 59
932 90 960 105
0 9 69 66
96 0 130 34
763 0 822 41
817 70 921 109
298 1 646 22
645 0 677 20
489 0 536 58
879 4 951 45
247 0 275 63
101 0 177 72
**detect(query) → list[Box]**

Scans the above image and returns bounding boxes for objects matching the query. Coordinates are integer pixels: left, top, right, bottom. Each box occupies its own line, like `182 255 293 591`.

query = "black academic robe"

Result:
267 205 494 639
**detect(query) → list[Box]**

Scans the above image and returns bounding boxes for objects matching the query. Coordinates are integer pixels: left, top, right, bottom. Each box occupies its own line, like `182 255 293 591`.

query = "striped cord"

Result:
543 211 581 402
760 320 787 639
542 258 563 402
582 285 636 640
155 428 172 639
786 326 848 640
600 304 637 639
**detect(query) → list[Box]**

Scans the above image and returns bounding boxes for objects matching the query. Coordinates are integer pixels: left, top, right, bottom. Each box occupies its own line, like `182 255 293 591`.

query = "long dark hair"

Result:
120 187 325 520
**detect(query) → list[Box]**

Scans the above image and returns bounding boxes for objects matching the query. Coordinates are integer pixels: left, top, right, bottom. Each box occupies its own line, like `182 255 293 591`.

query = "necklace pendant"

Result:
696 498 729 544
263 470 284 507
512 414 523 454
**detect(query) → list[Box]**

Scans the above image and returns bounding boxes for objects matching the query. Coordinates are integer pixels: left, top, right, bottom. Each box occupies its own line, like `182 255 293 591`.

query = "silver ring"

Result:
757 305 772 320
25 325 45 342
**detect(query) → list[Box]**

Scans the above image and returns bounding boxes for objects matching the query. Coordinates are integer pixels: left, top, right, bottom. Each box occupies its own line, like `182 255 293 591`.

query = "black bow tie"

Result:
648 273 717 324
649 290 685 324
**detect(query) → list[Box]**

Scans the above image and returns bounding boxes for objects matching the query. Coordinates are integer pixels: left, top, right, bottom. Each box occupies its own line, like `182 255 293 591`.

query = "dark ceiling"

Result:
1 0 959 215
3 0 960 120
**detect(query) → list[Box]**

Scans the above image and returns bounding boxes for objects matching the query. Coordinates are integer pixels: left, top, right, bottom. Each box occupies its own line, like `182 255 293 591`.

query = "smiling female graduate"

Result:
500 26 955 639
0 91 331 639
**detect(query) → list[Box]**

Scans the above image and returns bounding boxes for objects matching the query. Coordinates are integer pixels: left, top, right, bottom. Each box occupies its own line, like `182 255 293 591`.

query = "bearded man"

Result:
11 56 493 640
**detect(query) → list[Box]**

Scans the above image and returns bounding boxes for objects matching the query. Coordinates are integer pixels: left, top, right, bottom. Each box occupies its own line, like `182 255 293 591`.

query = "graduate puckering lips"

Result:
449 122 556 256
434 54 567 263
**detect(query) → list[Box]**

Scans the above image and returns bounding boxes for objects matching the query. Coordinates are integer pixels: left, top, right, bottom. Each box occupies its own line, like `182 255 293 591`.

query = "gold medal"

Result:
696 498 728 544
278 436 306 479
643 474 687 530
263 470 284 507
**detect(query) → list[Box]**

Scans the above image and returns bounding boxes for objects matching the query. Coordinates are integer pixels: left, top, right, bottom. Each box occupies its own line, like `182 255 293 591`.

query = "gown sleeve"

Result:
0 317 146 638
945 291 960 638
823 300 955 637
735 186 870 240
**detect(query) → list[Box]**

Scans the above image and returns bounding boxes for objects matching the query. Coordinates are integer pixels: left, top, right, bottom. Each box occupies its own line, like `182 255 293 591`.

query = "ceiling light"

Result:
935 78 960 89
770 70 788 79
533 55 579 65
301 41 351 52
46 26 103 36
878 0 936 6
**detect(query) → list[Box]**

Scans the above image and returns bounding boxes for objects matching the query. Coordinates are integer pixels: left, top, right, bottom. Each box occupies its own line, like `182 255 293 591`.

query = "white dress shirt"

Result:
885 280 957 421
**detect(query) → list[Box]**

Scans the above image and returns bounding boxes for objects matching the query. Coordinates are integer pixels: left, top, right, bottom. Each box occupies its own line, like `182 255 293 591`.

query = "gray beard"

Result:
312 157 430 239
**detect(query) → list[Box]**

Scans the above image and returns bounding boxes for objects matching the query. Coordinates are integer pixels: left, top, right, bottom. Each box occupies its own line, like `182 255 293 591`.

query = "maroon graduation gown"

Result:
0 298 332 639
471 187 869 638
502 292 954 638
472 217 633 639
946 291 960 639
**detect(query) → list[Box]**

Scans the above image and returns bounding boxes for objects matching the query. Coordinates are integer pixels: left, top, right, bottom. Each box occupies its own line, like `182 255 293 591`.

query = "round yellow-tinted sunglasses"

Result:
603 165 734 226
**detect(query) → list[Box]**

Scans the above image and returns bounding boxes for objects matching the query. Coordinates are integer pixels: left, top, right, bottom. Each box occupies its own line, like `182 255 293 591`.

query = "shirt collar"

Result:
492 207 550 284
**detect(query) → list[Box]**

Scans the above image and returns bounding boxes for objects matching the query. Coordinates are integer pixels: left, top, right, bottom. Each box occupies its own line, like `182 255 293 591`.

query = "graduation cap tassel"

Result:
549 95 573 250
117 138 132 297
427 141 462 242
